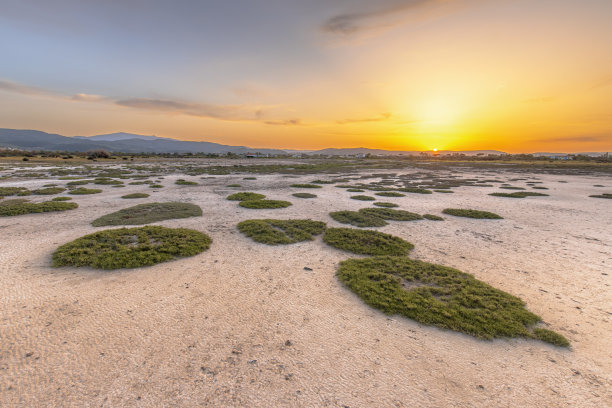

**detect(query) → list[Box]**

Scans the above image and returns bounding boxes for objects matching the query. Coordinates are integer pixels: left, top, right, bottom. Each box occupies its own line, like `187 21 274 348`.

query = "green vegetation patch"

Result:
0 187 29 196
359 208 423 221
69 188 102 195
336 256 569 346
350 195 376 201
52 196 72 201
324 228 413 256
423 214 444 221
434 189 454 193
227 192 266 201
310 179 335 184
489 192 549 198
92 202 202 226
226 184 242 187
373 202 399 208
32 187 67 195
398 187 433 194
94 178 124 185
52 226 211 270
149 184 163 188
499 186 525 190
237 219 326 245
290 183 323 189
239 199 292 209
66 180 92 186
0 199 78 217
330 210 388 228
347 188 365 192
375 191 405 197
589 193 612 199
121 193 150 199
442 208 503 219
176 179 198 186
292 192 317 198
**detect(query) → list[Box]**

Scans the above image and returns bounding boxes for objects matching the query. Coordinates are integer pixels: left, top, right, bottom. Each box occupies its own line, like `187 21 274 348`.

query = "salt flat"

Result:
1 160 610 407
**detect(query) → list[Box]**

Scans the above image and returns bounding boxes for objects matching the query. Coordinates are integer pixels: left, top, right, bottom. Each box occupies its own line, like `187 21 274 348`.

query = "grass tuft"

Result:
239 199 292 209
52 226 211 269
442 208 503 219
375 191 405 197
227 192 266 201
92 202 202 226
292 192 317 198
324 228 413 255
0 187 29 196
32 187 67 195
336 256 569 346
237 219 326 245
290 183 323 189
175 179 198 185
52 196 72 201
589 193 612 199
121 193 150 199
423 214 444 221
350 195 376 201
489 192 549 198
0 199 78 216
359 208 422 221
69 187 102 195
373 202 398 208
330 210 388 228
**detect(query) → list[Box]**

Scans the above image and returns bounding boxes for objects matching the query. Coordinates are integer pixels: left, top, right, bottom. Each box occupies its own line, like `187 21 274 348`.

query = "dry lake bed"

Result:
0 158 610 407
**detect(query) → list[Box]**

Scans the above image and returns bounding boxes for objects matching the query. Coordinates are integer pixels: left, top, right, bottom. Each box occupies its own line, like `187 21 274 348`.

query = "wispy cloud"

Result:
263 119 304 126
336 112 391 124
0 79 58 97
321 0 481 39
72 93 109 102
535 134 610 143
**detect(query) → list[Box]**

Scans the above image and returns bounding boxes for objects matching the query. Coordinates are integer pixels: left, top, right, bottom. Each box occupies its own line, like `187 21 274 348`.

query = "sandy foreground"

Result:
0 164 610 407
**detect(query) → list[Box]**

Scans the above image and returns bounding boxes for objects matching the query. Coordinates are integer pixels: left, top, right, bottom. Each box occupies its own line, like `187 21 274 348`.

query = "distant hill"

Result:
74 132 173 142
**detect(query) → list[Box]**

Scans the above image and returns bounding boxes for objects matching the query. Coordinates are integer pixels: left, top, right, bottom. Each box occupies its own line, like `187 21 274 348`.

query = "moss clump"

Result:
0 199 78 216
175 179 198 186
324 228 413 256
149 184 163 188
32 187 67 195
52 226 211 270
290 183 323 189
359 208 423 221
52 196 72 201
423 214 444 221
373 202 399 208
434 189 454 193
292 192 317 198
336 256 569 346
330 210 388 228
350 195 376 201
532 186 549 190
499 186 525 190
237 219 326 245
227 192 266 201
442 208 503 219
589 193 612 199
94 178 123 185
66 180 92 186
226 184 242 187
92 202 202 226
398 187 433 194
69 188 102 195
0 187 29 196
347 188 365 192
243 177 257 180
489 192 549 198
310 179 334 184
375 191 405 197
531 328 571 347
239 200 292 209
121 193 150 199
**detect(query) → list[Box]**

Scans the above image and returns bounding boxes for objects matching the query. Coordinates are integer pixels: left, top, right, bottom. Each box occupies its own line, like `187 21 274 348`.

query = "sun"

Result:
433 148 438 152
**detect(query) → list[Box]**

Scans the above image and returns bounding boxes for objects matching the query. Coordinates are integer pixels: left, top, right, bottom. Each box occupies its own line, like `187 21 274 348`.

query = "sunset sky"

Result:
0 0 610 152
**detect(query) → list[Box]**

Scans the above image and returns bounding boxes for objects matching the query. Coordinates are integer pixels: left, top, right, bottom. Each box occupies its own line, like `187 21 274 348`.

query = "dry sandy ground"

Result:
1 166 610 407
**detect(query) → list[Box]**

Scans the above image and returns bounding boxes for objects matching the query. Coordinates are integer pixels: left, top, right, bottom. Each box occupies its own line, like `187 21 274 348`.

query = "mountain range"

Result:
0 128 608 157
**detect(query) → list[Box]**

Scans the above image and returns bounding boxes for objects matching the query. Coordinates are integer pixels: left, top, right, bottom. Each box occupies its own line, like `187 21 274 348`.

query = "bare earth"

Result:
1 164 610 407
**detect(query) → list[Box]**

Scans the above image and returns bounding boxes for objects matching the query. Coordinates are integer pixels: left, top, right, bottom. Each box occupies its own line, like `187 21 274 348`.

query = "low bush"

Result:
0 199 78 216
442 208 503 219
323 228 413 256
292 193 317 198
239 200 292 209
489 192 549 198
32 187 67 195
176 179 198 186
0 187 29 196
589 193 612 199
350 195 376 201
330 210 388 228
358 208 422 221
227 192 266 201
52 226 211 269
52 196 72 201
375 191 405 197
226 184 242 187
373 202 399 208
92 202 203 226
336 256 569 346
69 188 102 195
290 184 323 189
237 219 326 245
398 187 433 194
423 214 444 221
347 188 365 192
121 193 150 199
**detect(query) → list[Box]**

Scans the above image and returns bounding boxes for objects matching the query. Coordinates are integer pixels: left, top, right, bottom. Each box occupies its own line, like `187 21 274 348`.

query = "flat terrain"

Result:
0 159 610 407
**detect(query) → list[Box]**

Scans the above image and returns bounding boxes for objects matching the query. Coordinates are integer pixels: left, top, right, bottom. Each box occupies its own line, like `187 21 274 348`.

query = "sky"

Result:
0 0 610 153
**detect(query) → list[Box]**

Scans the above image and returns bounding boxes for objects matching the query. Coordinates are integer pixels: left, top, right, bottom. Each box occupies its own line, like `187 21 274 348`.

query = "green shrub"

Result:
442 208 503 219
398 187 433 194
336 256 569 346
32 187 67 195
17 190 32 196
69 188 102 195
375 191 405 197
226 184 242 187
66 180 92 186
121 193 150 199
92 202 202 226
292 192 317 199
149 184 163 188
330 210 387 228
499 186 525 190
94 178 123 185
227 192 266 201
52 226 211 269
324 228 413 256
239 199 291 209
290 183 323 189
310 179 334 184
589 193 612 199
0 199 78 216
531 328 570 347
423 214 444 221
350 195 375 201
176 179 198 186
52 196 73 201
0 187 29 196
489 192 549 198
243 177 257 180
237 219 326 245
532 186 549 190
373 202 399 208
358 208 422 221
346 188 364 192
434 189 454 193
